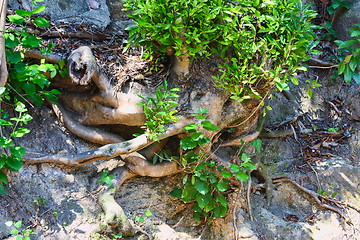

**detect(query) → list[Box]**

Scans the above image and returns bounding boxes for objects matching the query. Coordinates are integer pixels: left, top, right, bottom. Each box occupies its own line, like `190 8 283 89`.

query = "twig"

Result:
308 58 338 68
327 101 342 116
272 178 348 221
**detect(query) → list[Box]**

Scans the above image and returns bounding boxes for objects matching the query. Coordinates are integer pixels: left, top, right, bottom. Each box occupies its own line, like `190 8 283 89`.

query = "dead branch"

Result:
308 58 338 68
272 178 348 220
23 118 192 166
0 0 8 87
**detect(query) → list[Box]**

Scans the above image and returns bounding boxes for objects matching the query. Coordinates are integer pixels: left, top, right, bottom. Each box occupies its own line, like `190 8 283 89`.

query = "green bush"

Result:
1 2 62 194
124 0 318 101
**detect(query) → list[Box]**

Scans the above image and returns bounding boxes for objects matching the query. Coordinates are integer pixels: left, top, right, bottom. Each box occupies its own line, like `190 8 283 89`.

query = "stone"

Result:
332 0 360 41
8 0 111 30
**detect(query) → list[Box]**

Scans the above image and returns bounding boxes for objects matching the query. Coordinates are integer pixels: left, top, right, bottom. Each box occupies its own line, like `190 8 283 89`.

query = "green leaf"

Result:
344 65 353 84
0 119 13 126
216 181 228 192
145 210 152 217
220 170 232 178
183 123 198 133
251 139 262 152
135 216 144 222
16 9 33 17
32 6 46 14
10 146 26 158
0 170 8 184
15 102 27 113
229 164 240 173
5 158 23 171
11 229 19 235
8 15 25 24
195 181 210 195
5 221 13 227
0 87 5 95
235 171 249 182
34 17 50 27
11 128 30 138
195 192 212 209
352 73 360 84
180 136 197 150
14 221 22 228
170 187 182 198
6 50 23 64
22 35 41 48
213 204 227 218
335 40 357 49
201 121 219 131
241 153 250 162
241 162 257 170
216 194 228 207
0 184 6 194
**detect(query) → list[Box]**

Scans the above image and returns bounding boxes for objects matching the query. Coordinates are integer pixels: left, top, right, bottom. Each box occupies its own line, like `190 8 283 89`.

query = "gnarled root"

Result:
98 186 138 237
23 118 191 166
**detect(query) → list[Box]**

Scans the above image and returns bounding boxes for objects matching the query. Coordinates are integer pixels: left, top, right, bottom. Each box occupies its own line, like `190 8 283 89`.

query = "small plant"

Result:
1 1 64 194
0 102 32 194
5 220 35 240
317 184 338 198
99 169 115 187
135 209 153 223
111 233 122 239
335 24 360 84
137 79 180 141
171 110 260 220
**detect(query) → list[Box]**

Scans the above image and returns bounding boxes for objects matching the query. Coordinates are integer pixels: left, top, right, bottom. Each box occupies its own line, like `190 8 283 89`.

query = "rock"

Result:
332 0 360 41
8 0 111 30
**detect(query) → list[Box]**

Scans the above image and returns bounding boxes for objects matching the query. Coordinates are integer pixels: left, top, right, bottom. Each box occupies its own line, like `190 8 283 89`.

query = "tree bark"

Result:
0 0 8 87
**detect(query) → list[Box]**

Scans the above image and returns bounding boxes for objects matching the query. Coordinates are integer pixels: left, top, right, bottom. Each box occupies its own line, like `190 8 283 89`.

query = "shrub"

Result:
123 0 318 101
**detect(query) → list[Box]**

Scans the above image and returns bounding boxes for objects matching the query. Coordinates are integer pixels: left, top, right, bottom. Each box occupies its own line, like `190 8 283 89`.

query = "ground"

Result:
0 1 360 239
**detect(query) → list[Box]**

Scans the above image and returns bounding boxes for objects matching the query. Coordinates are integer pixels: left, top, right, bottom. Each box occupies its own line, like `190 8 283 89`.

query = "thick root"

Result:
98 187 138 237
24 118 192 166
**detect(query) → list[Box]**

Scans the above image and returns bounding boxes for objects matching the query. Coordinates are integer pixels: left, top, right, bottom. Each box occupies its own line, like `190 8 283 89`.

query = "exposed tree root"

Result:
98 187 139 237
272 178 350 221
23 49 63 64
24 118 191 166
50 102 125 145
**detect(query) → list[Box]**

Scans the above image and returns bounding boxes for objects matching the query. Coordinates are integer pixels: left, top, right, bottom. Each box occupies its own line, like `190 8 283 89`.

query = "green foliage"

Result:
317 184 338 198
334 24 360 84
5 5 61 106
137 79 180 141
124 0 318 101
135 210 153 223
99 169 115 187
171 111 260 220
0 102 32 194
327 0 350 15
5 220 35 240
1 4 63 193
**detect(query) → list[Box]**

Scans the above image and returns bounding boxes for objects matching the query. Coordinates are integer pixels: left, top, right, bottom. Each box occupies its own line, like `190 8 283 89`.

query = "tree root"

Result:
272 178 352 222
23 118 191 166
50 102 125 145
98 187 138 237
23 49 63 64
